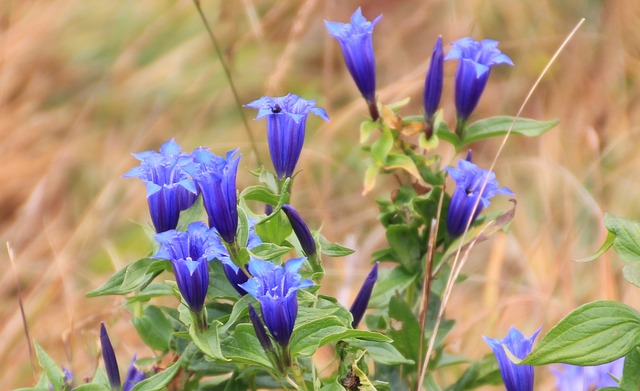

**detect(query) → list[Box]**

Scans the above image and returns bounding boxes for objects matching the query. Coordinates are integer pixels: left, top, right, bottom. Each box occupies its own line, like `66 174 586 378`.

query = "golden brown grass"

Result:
2 0 640 389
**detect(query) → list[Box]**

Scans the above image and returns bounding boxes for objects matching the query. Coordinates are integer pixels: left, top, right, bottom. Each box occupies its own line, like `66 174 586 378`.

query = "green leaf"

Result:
256 210 292 246
386 225 422 272
34 342 63 391
130 358 182 391
189 320 227 361
575 231 615 262
320 378 347 391
220 324 273 369
318 235 355 257
240 185 280 206
86 264 127 297
369 266 416 308
461 116 559 146
444 354 501 391
605 214 640 262
387 296 421 365
522 301 640 365
434 121 460 148
371 128 394 165
363 164 379 195
219 294 253 333
126 283 175 304
290 316 346 356
249 243 292 260
236 208 250 249
347 340 414 365
72 385 110 391
132 305 172 352
619 348 640 391
384 153 422 180
360 120 378 144
88 258 170 297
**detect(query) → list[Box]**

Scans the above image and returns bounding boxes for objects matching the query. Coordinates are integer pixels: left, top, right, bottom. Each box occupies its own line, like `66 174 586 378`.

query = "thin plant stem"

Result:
8 242 36 379
415 18 586 390
191 0 262 166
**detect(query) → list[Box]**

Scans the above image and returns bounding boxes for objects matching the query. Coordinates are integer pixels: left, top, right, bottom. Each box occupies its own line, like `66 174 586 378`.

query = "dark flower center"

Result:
271 104 282 113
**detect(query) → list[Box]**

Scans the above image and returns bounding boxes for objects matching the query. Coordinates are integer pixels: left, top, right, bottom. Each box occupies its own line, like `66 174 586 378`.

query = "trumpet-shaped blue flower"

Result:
240 258 314 346
446 152 513 237
187 148 241 244
325 8 381 112
124 139 198 233
552 357 624 391
350 262 379 328
100 323 145 391
445 38 513 123
282 204 316 257
154 221 218 313
209 219 263 296
423 36 444 122
245 94 328 180
483 327 540 391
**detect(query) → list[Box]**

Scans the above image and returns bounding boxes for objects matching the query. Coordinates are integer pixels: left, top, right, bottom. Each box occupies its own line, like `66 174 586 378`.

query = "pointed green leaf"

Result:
522 301 640 366
347 340 414 365
220 324 273 369
618 348 640 391
132 305 172 352
461 116 558 146
384 153 421 180
249 243 292 260
189 321 227 361
318 235 355 257
371 128 394 165
34 342 63 391
130 358 181 391
240 185 280 206
575 231 615 262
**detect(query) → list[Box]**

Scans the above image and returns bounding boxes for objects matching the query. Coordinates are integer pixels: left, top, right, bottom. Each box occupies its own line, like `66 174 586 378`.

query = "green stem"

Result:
455 117 467 139
194 308 208 331
290 358 309 391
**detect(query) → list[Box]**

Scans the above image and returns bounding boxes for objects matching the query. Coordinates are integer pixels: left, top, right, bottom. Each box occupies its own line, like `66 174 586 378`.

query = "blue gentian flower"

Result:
552 357 624 391
282 204 316 257
124 139 198 233
187 148 241 244
209 219 263 296
325 8 382 119
100 323 145 391
350 262 379 328
445 38 513 125
240 258 314 347
483 327 540 391
244 94 329 180
446 151 513 237
423 36 444 123
153 221 217 313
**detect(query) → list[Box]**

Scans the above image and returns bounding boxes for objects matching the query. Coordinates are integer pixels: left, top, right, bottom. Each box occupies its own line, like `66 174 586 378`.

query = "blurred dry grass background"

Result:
2 0 640 389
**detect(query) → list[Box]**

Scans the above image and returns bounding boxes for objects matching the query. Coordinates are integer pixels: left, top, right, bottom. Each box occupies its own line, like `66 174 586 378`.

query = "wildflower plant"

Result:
27 5 640 391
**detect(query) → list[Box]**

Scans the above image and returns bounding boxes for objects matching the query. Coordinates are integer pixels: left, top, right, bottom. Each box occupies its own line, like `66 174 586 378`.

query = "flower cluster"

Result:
326 8 513 137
